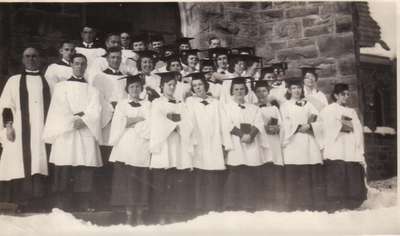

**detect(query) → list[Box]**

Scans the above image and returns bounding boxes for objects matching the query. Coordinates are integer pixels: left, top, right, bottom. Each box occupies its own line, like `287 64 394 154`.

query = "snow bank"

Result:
1 180 398 236
364 126 373 133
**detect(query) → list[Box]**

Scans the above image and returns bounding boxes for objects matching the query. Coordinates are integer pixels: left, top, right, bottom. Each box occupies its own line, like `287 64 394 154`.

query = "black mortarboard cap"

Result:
200 58 215 68
155 71 181 83
299 65 321 77
259 66 277 81
149 34 164 42
137 50 157 59
132 34 147 43
285 77 303 87
253 80 270 91
207 47 231 59
272 62 288 72
184 72 206 80
231 47 255 55
176 37 194 45
125 74 144 86
180 49 200 57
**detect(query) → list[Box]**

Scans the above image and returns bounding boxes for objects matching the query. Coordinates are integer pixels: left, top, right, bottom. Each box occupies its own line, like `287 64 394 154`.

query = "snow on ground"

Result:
1 178 398 236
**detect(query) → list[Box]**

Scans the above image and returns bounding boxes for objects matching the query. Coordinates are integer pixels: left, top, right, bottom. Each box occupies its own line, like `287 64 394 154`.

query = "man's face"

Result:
71 57 87 77
179 43 190 51
22 48 40 71
152 41 163 51
133 41 146 52
81 27 96 43
120 33 131 48
59 43 75 61
209 39 221 48
106 35 121 49
216 55 228 70
107 51 122 70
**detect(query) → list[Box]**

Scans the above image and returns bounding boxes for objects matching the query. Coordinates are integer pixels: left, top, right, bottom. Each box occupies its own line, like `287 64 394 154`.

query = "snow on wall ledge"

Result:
1 181 398 236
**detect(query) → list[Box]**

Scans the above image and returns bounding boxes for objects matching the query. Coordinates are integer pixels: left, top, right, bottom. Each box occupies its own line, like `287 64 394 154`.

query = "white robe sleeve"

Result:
149 100 178 154
80 88 103 143
280 104 300 147
108 101 127 145
42 84 76 144
219 103 234 151
92 74 114 128
0 78 17 142
44 64 58 95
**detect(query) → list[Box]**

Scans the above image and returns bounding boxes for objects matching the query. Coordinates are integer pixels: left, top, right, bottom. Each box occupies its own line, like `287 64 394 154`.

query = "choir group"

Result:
0 26 368 225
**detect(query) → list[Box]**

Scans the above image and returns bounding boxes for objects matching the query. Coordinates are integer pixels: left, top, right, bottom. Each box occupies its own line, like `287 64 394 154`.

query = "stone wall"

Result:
179 1 359 107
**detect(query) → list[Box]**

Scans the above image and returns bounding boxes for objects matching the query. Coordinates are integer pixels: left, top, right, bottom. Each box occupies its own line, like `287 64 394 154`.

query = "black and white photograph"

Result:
0 1 398 235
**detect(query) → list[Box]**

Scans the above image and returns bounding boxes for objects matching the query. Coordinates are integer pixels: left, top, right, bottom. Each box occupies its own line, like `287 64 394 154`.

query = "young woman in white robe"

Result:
258 66 287 107
164 55 192 102
319 83 367 211
136 51 162 102
180 49 199 77
279 79 325 211
108 75 152 224
184 72 230 215
221 77 266 211
220 55 257 104
149 71 194 224
200 59 222 99
42 54 103 211
252 80 285 211
301 66 328 112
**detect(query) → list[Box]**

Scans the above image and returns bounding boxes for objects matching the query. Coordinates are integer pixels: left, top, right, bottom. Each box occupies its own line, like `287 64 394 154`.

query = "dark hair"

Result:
285 84 305 99
166 58 182 71
190 78 210 93
105 46 122 56
331 84 349 102
230 82 249 96
159 77 177 94
70 53 87 63
137 55 154 71
181 53 198 66
303 71 318 81
125 79 144 93
228 56 246 74
59 40 75 49
105 33 120 42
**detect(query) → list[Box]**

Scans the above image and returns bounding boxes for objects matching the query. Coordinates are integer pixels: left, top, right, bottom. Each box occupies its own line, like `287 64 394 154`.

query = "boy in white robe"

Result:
42 53 103 211
280 78 324 211
258 66 287 107
319 83 367 211
44 41 75 95
300 66 329 111
75 26 105 67
0 47 50 212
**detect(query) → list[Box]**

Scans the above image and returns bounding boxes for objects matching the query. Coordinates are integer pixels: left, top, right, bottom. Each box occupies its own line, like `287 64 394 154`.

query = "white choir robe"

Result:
280 100 322 165
91 71 128 145
207 81 223 99
87 57 137 84
174 81 192 102
42 80 103 167
268 81 287 105
184 96 230 170
319 103 365 164
304 87 328 112
0 74 48 180
108 98 151 167
149 96 193 169
75 46 106 68
221 101 266 166
44 60 72 95
258 105 284 165
219 72 257 104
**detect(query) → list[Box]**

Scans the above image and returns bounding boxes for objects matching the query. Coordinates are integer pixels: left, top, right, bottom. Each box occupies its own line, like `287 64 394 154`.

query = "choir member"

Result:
149 71 194 224
132 34 148 53
87 33 121 82
180 49 200 77
75 26 105 67
221 77 265 212
121 34 148 76
300 66 328 111
120 32 132 50
200 59 221 99
208 36 222 49
42 53 103 211
164 55 190 102
184 72 229 214
220 54 257 104
44 41 75 95
108 75 152 224
319 83 367 211
279 78 324 211
176 37 193 52
209 47 231 77
136 50 161 101
258 66 287 106
149 34 164 55
252 80 285 210
0 47 50 212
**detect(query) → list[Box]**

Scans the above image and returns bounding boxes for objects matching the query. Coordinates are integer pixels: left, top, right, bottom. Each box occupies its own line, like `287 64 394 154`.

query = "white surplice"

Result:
91 70 128 145
268 81 287 105
280 100 322 165
258 104 284 165
0 74 48 180
184 96 229 170
149 96 193 169
319 103 365 163
304 87 328 112
44 60 72 95
75 46 106 68
108 98 151 167
42 79 103 167
221 101 265 166
219 72 257 104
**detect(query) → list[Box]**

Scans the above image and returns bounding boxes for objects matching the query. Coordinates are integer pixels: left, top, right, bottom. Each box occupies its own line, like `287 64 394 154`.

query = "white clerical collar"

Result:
217 68 227 74
72 75 84 80
83 42 94 48
108 67 120 74
62 58 70 65
25 69 40 73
